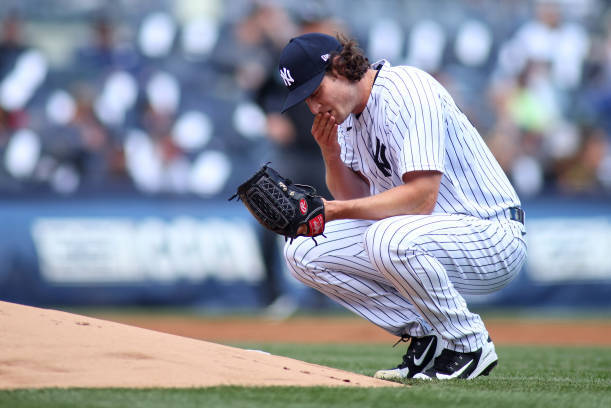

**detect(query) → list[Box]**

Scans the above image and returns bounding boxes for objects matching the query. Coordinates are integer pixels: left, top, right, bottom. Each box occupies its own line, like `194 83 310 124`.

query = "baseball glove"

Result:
230 164 325 241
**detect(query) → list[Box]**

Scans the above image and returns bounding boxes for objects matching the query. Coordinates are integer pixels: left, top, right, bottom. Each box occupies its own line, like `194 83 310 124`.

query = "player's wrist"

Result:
323 199 338 222
320 145 341 161
324 199 350 222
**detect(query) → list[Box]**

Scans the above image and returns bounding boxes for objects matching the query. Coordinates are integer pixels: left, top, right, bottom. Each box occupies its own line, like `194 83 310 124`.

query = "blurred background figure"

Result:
73 16 137 73
209 1 346 312
248 3 344 312
39 83 124 194
0 12 27 76
487 0 608 197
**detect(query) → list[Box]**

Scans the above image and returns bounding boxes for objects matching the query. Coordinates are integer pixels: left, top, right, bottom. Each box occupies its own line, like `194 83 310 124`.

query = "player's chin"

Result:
333 113 348 125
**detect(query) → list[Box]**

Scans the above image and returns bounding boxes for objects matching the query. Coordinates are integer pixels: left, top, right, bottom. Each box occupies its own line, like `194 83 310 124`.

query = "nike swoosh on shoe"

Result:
436 359 474 379
413 338 435 366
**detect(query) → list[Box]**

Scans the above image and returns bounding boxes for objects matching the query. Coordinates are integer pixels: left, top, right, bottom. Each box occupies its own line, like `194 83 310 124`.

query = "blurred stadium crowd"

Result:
1 0 610 198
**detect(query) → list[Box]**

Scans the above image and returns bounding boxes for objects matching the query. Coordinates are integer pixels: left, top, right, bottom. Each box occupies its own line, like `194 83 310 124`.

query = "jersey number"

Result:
374 138 392 177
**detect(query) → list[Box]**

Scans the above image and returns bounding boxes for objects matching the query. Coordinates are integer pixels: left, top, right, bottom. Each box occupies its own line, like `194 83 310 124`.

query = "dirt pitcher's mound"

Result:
0 301 399 389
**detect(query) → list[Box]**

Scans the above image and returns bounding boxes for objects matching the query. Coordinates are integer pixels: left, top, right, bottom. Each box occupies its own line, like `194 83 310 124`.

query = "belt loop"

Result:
508 207 525 224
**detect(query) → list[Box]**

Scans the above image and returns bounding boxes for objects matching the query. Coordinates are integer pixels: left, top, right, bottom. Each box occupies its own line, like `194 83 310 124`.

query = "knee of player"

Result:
283 237 323 286
283 237 317 272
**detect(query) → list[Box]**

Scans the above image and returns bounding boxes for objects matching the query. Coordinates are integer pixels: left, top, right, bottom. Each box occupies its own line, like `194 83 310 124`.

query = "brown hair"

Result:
326 34 369 81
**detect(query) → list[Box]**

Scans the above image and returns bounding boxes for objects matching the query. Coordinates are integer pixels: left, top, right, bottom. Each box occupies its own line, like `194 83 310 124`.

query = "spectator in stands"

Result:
140 95 186 193
222 3 299 309
0 12 26 77
223 3 345 310
489 0 595 196
0 107 26 149
73 16 138 73
0 13 30 164
555 125 609 194
580 8 611 136
40 82 129 194
0 12 29 113
505 0 590 91
72 84 126 186
253 5 343 199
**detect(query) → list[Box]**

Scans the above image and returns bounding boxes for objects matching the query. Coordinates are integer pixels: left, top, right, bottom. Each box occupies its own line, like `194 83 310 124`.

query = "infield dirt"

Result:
2 301 610 390
0 301 400 389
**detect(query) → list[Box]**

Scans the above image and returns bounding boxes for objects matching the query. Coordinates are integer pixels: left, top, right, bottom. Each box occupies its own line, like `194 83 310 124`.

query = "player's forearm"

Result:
323 155 369 200
325 172 441 221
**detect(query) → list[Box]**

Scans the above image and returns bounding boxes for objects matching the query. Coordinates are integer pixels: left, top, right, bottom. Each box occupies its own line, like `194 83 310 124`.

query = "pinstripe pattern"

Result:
286 60 527 353
285 220 434 337
364 214 526 351
286 216 526 351
339 61 521 221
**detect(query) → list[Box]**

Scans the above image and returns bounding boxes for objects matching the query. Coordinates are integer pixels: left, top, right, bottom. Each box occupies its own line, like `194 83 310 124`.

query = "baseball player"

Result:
278 32 527 380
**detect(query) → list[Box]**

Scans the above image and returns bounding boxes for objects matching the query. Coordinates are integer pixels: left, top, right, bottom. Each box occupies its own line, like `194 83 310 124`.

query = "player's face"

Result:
305 74 357 125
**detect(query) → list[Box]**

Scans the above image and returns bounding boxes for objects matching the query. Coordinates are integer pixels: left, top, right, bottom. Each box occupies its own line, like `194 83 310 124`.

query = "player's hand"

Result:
311 112 339 157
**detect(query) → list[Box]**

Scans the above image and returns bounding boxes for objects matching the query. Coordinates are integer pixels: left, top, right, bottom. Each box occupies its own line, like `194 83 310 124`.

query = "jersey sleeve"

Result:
390 71 445 176
338 126 361 172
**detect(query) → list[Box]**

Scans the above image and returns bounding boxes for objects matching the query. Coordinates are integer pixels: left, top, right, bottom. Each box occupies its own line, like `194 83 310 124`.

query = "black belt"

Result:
507 207 525 224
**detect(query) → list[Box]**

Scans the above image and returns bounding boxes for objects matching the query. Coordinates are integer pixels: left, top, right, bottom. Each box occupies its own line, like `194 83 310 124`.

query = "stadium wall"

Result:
0 195 610 308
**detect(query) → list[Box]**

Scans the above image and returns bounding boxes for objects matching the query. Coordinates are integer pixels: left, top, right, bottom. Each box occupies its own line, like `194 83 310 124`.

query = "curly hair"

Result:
325 34 369 82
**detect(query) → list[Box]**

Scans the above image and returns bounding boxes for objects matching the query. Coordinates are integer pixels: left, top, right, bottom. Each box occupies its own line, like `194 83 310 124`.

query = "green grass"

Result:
1 344 609 408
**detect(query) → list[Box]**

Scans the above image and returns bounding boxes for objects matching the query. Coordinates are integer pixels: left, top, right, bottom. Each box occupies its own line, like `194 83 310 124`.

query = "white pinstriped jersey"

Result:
338 60 520 221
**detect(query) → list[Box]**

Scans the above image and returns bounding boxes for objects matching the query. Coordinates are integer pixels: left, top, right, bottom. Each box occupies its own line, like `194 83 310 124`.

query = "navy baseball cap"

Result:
278 33 342 112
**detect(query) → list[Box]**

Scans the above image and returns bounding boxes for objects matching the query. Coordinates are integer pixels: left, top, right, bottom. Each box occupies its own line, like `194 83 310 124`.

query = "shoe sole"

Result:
373 368 406 381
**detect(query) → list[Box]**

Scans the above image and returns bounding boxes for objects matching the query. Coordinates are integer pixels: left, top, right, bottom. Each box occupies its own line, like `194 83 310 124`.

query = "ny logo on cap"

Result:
321 53 330 62
279 67 294 87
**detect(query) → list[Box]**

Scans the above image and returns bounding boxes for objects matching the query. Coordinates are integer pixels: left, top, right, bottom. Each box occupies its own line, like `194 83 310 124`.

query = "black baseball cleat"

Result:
413 337 498 380
374 333 444 381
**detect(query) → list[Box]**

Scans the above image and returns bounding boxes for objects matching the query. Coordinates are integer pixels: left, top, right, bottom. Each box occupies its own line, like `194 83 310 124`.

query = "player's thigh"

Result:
284 219 382 281
364 214 527 292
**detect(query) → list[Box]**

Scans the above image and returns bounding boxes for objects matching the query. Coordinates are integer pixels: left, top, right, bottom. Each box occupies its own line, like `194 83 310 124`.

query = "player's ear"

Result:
328 66 343 80
327 55 343 79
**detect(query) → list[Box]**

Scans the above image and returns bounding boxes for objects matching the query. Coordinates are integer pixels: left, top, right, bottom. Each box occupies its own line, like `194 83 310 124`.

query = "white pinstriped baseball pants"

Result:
284 214 527 352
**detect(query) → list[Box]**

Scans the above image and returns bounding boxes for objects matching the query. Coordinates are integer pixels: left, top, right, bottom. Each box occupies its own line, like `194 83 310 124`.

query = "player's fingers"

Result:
321 113 335 135
311 113 338 156
322 123 338 147
311 113 324 138
311 113 329 140
315 113 333 141
296 224 307 236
